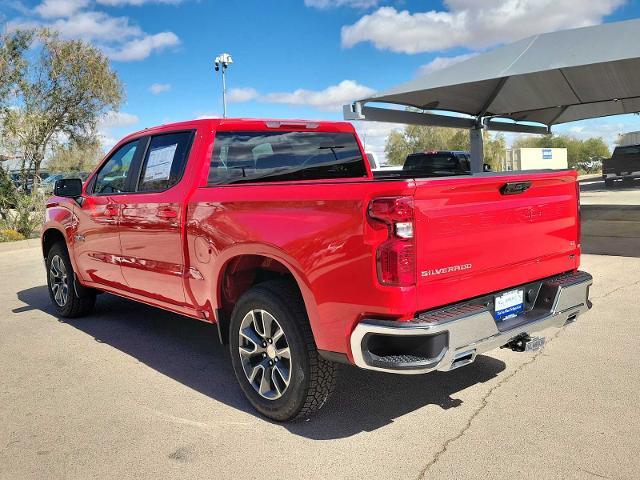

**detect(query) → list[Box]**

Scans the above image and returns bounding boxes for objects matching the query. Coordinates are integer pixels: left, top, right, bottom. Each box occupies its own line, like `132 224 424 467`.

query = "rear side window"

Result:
137 131 193 192
208 131 367 185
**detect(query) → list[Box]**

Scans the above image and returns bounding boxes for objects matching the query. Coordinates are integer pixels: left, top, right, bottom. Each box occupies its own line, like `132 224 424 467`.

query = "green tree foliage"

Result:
0 30 30 106
0 167 17 221
384 124 506 169
484 131 506 171
1 29 123 186
385 126 469 166
47 138 103 173
512 134 610 169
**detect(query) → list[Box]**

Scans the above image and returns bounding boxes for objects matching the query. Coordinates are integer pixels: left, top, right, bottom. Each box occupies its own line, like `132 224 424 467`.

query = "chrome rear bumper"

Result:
350 271 593 374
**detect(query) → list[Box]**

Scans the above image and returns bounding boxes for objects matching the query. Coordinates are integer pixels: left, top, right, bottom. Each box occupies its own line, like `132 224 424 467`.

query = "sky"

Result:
2 0 640 163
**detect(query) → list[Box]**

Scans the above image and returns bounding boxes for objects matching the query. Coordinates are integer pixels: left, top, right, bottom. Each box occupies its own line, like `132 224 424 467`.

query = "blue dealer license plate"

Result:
494 289 524 320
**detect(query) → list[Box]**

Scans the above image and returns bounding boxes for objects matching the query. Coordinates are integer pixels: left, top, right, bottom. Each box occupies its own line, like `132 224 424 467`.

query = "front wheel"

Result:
46 243 96 318
229 279 337 421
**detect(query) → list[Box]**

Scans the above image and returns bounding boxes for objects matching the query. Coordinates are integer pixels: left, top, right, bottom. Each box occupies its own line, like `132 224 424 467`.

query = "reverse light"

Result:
395 222 414 239
368 197 416 286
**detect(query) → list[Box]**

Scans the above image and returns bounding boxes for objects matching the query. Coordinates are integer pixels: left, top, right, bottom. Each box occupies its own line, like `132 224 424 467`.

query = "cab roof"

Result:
120 118 357 144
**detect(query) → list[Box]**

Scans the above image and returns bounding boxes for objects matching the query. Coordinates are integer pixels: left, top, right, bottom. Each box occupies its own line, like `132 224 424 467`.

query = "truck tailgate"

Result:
413 171 580 312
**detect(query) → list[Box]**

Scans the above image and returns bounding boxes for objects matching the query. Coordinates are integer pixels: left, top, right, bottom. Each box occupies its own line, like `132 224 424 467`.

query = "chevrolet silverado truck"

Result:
42 118 593 421
603 143 640 187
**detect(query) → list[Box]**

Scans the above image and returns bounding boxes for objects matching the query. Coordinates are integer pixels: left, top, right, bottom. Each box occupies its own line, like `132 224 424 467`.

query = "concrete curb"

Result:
0 238 40 254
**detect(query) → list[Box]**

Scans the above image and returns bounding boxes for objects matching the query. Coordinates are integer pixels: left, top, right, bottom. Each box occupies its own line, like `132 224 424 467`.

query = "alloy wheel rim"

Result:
238 309 292 400
49 255 69 307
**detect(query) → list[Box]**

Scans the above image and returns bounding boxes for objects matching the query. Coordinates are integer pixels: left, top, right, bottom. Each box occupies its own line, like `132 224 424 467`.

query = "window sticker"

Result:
143 144 177 182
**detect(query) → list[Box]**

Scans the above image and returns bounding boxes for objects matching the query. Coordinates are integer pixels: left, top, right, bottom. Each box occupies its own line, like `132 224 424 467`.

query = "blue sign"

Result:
542 148 553 159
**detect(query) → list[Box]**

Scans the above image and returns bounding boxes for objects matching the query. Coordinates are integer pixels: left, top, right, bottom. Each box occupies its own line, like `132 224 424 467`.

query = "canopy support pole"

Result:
470 121 485 173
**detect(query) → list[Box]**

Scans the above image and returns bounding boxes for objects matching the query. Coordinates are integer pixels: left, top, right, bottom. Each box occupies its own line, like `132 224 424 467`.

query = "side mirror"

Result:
54 178 83 198
483 163 492 172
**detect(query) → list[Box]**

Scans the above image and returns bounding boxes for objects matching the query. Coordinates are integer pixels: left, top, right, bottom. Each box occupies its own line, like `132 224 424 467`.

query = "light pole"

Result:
214 53 233 118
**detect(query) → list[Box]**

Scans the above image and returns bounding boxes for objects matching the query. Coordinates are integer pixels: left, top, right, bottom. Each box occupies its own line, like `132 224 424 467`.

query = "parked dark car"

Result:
402 151 491 176
603 144 640 187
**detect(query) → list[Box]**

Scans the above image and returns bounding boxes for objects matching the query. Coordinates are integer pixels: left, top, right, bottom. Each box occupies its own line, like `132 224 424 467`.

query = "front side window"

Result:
93 140 139 194
208 131 367 185
137 131 193 192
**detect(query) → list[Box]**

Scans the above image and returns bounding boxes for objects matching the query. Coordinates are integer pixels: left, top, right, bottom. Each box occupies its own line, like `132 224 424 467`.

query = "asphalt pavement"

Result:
1 182 639 480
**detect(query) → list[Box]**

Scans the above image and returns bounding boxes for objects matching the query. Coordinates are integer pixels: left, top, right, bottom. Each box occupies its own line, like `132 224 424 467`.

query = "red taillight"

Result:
368 197 416 286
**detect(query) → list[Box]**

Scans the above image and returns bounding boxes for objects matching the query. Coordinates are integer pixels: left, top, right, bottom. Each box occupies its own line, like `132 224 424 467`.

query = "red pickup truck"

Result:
42 118 592 421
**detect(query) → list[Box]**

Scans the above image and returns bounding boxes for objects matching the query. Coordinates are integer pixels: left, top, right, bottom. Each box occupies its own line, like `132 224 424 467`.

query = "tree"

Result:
1 29 123 187
0 167 17 222
47 137 103 173
0 30 30 107
385 125 472 165
484 131 506 171
384 124 508 167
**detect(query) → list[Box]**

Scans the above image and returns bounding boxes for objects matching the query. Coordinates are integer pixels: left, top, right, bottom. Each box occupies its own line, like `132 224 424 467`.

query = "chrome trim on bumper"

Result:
350 271 593 374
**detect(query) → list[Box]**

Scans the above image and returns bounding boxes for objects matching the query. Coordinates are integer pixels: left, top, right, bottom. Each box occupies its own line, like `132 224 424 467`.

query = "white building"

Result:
617 131 640 147
501 148 568 171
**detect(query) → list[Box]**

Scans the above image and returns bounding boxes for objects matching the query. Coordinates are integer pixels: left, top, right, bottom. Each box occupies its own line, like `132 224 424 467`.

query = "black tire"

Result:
604 178 614 188
46 242 96 318
229 279 337 421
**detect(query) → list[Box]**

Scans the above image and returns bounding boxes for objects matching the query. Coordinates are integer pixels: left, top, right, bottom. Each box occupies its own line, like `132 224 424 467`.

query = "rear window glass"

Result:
614 145 640 156
208 131 367 185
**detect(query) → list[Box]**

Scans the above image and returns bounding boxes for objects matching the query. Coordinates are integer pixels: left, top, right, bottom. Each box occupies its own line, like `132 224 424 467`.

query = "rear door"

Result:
412 171 580 312
118 130 195 306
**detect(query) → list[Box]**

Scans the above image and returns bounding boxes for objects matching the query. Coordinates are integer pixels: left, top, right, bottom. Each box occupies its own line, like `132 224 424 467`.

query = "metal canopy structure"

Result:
344 18 640 172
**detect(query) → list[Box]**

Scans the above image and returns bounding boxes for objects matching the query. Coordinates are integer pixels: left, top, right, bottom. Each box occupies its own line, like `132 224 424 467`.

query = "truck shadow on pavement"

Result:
581 204 640 258
16 285 506 440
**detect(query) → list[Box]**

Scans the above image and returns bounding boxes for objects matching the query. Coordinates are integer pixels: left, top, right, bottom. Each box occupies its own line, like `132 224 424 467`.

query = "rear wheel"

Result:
604 178 614 188
229 279 337 421
46 243 96 318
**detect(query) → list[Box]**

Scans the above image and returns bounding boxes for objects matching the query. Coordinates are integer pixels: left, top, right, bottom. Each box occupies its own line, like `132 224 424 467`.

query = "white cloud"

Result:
194 112 221 119
417 53 477 76
224 80 375 112
352 121 401 165
304 0 379 8
227 87 259 103
341 1 625 54
14 2 182 62
555 119 637 149
46 11 142 42
102 32 180 61
97 111 140 150
149 83 171 94
97 0 182 5
99 111 139 129
35 0 89 18
260 80 375 112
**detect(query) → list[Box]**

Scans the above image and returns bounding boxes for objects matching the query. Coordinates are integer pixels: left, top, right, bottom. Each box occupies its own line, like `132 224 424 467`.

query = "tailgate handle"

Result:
500 181 532 195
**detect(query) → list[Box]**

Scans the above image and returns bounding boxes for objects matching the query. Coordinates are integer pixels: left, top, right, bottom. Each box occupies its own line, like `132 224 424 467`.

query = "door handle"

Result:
156 207 178 219
104 204 119 217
